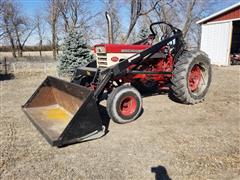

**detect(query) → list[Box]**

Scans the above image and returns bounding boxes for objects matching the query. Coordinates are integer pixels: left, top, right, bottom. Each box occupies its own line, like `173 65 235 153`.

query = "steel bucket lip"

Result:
22 76 104 147
22 76 93 108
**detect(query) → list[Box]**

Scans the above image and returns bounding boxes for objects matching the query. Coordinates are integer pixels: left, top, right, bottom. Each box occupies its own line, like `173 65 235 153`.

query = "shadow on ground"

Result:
151 165 171 180
0 74 14 81
141 89 182 104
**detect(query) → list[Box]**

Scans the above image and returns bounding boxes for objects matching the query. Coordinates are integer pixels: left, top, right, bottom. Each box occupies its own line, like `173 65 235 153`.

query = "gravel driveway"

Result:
0 66 239 179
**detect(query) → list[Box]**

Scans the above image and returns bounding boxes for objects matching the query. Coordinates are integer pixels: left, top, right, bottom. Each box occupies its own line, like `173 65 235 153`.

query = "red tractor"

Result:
72 22 212 124
23 22 212 146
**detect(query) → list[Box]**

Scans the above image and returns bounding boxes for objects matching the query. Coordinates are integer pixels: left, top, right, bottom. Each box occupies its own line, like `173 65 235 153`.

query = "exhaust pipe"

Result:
105 12 113 44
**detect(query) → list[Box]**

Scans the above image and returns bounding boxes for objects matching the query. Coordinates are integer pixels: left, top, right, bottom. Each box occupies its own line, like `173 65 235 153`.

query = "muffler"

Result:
22 76 105 147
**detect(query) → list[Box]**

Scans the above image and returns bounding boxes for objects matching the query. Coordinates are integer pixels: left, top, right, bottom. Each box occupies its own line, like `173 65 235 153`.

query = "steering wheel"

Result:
149 22 177 40
160 31 174 41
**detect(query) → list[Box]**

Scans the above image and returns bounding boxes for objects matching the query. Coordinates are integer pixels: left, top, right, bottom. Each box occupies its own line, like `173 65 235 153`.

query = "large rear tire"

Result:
171 51 212 104
107 84 142 124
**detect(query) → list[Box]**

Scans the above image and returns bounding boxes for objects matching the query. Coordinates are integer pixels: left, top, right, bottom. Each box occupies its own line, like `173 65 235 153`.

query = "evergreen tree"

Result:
57 30 94 76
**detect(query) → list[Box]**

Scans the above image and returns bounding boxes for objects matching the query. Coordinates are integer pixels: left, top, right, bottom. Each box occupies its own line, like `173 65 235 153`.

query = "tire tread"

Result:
171 51 211 104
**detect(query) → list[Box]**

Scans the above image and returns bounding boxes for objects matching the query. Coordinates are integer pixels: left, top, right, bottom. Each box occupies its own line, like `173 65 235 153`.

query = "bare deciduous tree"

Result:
0 0 228 56
151 0 210 48
35 12 45 57
180 0 198 38
47 0 59 60
152 0 175 25
1 0 35 57
58 0 81 32
57 0 101 45
124 0 161 43
178 0 210 48
1 1 17 57
12 16 36 57
0 0 6 40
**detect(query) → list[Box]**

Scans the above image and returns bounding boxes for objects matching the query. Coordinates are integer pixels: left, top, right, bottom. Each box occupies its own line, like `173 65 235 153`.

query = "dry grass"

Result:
0 51 54 58
0 64 239 179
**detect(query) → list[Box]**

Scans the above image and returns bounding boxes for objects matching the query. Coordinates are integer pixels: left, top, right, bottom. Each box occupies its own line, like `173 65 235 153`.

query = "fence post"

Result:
4 57 7 75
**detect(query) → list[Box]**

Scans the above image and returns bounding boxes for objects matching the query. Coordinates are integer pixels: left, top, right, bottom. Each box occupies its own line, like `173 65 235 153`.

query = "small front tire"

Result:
107 84 142 124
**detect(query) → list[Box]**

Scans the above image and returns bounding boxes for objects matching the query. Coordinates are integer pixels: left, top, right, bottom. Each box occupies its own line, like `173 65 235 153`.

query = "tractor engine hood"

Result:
94 44 150 54
93 44 151 68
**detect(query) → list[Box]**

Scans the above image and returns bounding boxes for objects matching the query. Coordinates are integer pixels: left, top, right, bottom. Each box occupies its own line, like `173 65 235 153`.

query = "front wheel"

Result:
107 84 142 124
171 51 212 104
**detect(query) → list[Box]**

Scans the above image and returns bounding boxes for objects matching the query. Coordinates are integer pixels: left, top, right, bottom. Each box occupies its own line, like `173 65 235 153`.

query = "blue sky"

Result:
20 0 240 15
210 0 240 12
18 0 240 45
20 0 104 17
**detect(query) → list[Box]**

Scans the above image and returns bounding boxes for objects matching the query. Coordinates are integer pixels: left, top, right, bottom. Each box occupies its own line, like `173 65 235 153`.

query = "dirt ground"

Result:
0 65 239 180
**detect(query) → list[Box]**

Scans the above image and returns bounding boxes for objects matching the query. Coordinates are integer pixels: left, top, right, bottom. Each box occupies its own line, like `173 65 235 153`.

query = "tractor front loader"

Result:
22 22 212 147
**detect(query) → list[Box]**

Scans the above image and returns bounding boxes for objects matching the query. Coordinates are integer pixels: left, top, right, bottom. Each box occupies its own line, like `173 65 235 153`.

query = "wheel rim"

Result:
188 64 202 92
119 96 137 116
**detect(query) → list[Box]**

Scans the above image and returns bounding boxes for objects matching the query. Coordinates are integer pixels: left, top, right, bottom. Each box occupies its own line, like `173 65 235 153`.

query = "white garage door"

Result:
200 22 232 66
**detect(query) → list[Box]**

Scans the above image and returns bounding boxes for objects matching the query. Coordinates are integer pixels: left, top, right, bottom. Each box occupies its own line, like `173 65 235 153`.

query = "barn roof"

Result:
197 2 240 24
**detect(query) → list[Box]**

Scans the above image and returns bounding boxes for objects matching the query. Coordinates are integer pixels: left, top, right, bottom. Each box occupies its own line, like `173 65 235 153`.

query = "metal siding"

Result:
200 22 232 66
209 7 240 23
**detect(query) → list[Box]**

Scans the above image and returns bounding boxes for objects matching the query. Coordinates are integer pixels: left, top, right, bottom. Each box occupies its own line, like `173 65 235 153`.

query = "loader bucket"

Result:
22 76 105 147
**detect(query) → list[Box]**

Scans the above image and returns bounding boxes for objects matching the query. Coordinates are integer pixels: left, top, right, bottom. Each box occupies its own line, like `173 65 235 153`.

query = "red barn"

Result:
197 2 240 66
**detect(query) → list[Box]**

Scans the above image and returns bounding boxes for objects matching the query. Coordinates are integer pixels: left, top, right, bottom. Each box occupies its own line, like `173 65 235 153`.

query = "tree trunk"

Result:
123 0 161 43
52 22 57 60
182 0 197 39
17 45 23 57
9 38 17 58
13 23 24 57
49 0 59 60
39 39 42 57
4 18 17 58
12 50 17 58
124 20 137 43
57 43 59 55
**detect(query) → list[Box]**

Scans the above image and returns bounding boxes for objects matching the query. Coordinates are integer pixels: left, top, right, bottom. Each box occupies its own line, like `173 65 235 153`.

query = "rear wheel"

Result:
107 84 142 124
171 51 212 104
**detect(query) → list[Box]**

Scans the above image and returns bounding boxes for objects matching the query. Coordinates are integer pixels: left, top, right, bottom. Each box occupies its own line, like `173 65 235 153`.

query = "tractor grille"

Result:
96 53 108 68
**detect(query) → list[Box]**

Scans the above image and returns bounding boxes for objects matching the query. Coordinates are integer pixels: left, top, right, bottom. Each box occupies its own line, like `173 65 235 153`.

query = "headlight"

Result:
95 46 106 53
